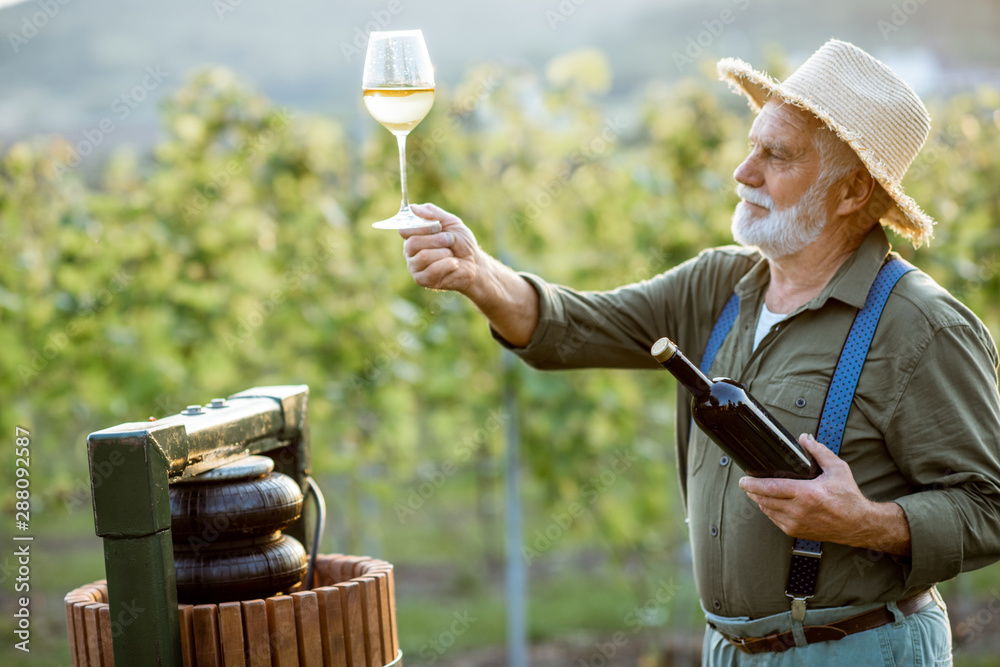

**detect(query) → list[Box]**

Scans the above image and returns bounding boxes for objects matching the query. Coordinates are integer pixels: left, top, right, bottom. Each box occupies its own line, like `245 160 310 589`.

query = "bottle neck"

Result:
661 349 713 399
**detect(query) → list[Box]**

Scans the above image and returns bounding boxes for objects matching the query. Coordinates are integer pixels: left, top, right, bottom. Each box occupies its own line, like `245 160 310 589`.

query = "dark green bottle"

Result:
651 337 820 479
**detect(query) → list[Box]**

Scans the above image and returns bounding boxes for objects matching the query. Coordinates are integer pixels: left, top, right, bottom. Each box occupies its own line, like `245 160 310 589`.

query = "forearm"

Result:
464 250 539 348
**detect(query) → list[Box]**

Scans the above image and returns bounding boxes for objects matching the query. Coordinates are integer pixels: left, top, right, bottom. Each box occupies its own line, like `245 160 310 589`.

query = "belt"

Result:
713 590 935 654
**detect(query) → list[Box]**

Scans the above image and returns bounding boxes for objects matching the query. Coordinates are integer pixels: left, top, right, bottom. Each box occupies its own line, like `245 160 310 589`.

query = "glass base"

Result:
371 207 436 230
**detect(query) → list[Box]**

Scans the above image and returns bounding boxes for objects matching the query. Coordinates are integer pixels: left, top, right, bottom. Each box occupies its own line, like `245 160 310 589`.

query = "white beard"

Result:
731 179 832 260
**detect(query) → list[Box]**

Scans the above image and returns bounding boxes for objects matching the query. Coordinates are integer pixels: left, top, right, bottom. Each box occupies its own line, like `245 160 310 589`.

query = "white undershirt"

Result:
753 303 789 351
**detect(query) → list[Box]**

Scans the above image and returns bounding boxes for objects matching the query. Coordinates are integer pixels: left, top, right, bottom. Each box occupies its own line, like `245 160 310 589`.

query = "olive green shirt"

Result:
498 226 1000 618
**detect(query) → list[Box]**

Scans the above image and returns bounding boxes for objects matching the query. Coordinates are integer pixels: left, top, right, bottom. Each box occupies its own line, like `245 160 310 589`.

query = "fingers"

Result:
738 476 797 499
395 202 475 292
410 202 463 227
738 436 840 499
798 434 843 479
398 221 442 240
403 230 456 258
799 433 835 462
411 256 464 290
399 201 464 241
407 247 455 274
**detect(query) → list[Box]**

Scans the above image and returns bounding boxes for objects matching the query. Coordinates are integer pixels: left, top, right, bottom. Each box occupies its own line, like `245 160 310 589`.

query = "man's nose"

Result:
734 152 763 189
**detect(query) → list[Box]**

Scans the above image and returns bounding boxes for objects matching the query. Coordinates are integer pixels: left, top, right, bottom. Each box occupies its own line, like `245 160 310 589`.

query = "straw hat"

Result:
718 39 934 246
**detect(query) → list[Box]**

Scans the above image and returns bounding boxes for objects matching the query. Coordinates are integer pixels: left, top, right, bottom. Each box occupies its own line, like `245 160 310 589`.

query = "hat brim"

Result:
717 57 935 247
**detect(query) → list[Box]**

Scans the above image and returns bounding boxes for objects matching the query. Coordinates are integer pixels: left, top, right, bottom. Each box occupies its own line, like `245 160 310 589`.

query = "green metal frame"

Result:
86 385 311 666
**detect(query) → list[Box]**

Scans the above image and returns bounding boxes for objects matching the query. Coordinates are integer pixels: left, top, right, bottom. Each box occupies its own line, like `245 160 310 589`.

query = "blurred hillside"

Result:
1 0 998 157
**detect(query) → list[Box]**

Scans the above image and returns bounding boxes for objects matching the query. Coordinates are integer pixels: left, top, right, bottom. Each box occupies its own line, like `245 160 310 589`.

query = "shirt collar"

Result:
733 225 892 312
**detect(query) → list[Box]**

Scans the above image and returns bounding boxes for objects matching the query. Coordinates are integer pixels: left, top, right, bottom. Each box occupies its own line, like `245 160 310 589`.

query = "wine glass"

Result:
363 30 436 230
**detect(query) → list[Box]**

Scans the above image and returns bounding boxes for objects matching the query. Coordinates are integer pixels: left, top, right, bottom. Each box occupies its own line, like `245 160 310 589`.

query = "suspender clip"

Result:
787 595 810 622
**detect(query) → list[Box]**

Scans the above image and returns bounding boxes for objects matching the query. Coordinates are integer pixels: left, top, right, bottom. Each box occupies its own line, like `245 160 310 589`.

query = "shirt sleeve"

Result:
490 272 670 370
886 322 1000 589
491 246 759 371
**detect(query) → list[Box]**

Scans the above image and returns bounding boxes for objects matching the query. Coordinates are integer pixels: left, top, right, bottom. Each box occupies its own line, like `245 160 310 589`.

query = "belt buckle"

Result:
726 634 754 654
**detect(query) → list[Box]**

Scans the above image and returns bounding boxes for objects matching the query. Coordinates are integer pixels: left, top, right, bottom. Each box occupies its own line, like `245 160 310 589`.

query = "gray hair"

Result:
812 124 892 222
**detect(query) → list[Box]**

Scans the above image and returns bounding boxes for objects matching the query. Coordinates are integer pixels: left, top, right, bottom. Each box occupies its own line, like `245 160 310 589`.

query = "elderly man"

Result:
399 40 1000 664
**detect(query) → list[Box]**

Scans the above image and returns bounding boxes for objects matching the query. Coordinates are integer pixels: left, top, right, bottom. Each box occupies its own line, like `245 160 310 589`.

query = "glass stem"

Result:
395 131 410 214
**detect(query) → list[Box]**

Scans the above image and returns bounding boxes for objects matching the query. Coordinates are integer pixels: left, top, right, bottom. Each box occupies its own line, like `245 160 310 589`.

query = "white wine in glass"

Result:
363 30 436 230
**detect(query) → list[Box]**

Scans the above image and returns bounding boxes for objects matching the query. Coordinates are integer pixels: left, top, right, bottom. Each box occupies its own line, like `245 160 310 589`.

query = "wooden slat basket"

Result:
65 554 401 667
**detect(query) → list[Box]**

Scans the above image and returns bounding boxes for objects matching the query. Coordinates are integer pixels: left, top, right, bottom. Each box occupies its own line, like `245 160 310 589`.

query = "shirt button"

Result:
720 455 730 466
795 397 807 408
713 599 722 610
710 525 719 537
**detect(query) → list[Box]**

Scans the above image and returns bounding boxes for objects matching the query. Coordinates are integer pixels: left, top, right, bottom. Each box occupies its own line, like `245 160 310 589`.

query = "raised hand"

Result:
397 202 539 347
400 203 480 294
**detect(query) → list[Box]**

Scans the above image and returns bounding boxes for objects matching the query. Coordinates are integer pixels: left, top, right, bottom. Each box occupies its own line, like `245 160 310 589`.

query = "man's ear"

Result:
835 167 877 217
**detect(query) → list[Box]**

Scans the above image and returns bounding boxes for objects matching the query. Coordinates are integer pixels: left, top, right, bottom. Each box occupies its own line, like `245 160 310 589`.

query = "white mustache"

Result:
736 184 773 210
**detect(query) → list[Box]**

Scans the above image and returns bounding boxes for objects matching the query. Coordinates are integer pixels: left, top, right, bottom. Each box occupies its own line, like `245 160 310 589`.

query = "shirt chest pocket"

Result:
752 377 828 442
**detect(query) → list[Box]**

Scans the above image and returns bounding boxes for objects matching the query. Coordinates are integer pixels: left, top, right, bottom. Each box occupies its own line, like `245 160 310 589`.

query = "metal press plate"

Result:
174 454 274 483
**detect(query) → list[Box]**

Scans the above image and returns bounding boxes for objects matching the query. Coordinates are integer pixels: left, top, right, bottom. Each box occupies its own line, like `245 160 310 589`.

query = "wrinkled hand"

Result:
400 203 481 294
739 434 890 548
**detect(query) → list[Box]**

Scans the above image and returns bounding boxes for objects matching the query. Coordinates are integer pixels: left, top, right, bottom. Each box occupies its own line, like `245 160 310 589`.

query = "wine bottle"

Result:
651 337 820 479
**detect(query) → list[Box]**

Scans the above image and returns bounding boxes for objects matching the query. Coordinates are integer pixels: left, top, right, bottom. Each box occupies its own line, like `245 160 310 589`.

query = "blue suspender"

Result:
814 257 916 456
784 257 914 611
693 293 741 435
700 257 916 612
700 293 741 374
